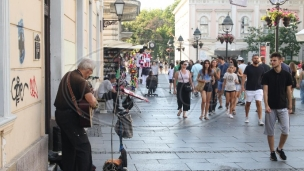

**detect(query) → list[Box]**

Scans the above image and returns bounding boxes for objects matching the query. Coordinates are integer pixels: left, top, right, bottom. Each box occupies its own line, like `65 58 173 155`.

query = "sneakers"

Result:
258 120 264 126
270 151 278 161
245 117 249 123
240 102 245 106
229 114 234 119
218 106 223 109
276 148 287 160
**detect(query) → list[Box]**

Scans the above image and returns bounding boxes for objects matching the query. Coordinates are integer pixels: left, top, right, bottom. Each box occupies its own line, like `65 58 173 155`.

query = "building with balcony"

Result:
173 0 304 62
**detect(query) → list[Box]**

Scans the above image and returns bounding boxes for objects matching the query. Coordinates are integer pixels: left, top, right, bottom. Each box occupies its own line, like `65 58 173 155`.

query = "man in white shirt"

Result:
237 56 247 105
191 60 203 96
98 74 123 112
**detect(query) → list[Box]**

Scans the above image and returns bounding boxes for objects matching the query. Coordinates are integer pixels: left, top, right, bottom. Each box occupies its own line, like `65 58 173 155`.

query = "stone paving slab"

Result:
88 74 304 170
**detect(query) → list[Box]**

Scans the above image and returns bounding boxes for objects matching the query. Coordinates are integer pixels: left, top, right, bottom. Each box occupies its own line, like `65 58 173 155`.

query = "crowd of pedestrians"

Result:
169 52 301 162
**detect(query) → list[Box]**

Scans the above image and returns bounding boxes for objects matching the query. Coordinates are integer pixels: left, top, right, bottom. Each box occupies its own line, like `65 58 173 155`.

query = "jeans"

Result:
301 80 304 104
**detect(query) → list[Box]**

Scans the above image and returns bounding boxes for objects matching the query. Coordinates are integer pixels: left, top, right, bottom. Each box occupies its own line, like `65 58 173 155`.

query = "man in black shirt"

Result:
241 54 265 125
260 56 271 73
54 58 98 171
261 52 292 161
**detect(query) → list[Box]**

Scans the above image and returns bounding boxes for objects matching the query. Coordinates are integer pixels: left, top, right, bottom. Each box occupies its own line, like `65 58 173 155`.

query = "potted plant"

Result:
281 11 299 27
217 35 225 44
225 34 234 44
261 15 272 27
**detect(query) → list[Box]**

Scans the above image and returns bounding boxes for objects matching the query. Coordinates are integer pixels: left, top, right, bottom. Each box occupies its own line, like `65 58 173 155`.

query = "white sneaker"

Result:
245 117 249 123
258 120 264 126
229 114 234 119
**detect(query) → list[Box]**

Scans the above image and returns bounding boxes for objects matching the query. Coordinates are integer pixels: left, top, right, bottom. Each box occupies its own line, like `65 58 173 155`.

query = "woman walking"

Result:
230 58 243 115
198 60 214 120
209 59 220 115
289 62 298 97
222 64 239 118
174 61 193 118
168 63 175 94
297 65 304 104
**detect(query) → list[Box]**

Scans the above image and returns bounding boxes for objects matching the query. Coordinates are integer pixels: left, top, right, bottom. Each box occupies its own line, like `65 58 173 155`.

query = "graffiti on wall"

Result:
11 76 29 106
18 19 25 64
29 76 38 98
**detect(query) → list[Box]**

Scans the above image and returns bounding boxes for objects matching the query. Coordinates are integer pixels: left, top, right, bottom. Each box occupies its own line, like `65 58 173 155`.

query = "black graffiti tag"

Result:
11 76 29 106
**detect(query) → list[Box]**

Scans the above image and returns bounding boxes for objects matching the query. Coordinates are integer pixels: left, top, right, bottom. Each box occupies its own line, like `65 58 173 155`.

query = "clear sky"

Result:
139 0 176 10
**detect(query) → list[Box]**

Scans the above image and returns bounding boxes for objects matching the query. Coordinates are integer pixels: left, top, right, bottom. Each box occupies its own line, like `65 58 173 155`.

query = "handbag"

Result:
180 71 192 92
67 72 93 128
195 82 205 92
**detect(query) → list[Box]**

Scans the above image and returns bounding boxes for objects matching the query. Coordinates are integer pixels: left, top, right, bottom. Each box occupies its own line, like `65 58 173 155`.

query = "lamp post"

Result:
167 39 174 61
269 0 287 52
103 0 125 29
222 14 234 61
193 28 202 61
177 35 184 61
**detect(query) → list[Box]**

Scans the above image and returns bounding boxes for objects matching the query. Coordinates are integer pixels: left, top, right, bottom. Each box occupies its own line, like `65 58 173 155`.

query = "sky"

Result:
139 0 176 10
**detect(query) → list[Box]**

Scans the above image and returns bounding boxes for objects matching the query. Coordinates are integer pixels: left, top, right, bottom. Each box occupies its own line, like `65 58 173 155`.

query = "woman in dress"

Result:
197 60 214 120
230 58 243 115
173 61 193 118
289 62 298 98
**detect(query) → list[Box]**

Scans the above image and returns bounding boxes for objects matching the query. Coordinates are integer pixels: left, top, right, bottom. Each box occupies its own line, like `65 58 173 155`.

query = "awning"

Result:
126 45 145 49
296 29 304 42
103 40 133 48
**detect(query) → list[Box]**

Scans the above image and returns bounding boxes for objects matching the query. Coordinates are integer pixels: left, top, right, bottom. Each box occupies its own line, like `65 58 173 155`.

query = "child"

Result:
222 64 239 119
168 63 175 93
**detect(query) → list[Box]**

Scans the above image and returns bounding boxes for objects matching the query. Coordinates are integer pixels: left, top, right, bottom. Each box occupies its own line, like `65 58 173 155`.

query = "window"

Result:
241 16 249 34
218 16 225 34
200 16 208 34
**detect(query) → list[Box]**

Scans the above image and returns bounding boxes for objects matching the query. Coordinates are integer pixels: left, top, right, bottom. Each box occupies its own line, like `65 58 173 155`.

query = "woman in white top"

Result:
222 64 239 119
173 61 193 118
168 63 175 94
151 61 159 77
230 58 243 115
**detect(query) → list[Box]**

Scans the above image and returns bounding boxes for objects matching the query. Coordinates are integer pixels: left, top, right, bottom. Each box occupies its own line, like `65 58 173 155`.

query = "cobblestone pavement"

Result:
88 73 304 171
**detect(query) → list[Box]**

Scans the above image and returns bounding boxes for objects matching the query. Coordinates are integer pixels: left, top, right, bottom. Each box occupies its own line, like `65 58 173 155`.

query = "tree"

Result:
243 24 303 60
122 0 181 60
279 24 303 61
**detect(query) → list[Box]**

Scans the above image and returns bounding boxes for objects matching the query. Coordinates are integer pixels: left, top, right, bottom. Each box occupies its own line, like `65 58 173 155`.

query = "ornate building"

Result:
173 0 304 62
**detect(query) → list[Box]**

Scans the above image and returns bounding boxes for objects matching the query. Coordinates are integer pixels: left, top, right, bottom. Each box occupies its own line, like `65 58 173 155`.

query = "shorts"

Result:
235 84 241 91
245 89 263 102
217 81 223 91
203 82 212 92
225 90 236 93
169 79 173 83
264 108 289 136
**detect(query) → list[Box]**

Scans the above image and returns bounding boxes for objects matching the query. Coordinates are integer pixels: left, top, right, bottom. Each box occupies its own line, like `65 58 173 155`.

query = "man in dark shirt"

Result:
241 54 265 126
260 56 271 73
261 52 292 161
217 56 229 109
54 58 98 171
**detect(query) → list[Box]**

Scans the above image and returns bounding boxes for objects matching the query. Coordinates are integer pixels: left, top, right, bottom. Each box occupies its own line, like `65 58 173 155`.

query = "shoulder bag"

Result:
180 71 192 92
67 72 93 128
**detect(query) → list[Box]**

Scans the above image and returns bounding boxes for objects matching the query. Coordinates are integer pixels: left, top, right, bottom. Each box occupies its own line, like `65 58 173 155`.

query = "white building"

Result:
173 0 304 62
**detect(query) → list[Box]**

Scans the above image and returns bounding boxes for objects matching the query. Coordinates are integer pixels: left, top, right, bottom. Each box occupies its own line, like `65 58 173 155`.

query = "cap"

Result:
237 56 244 61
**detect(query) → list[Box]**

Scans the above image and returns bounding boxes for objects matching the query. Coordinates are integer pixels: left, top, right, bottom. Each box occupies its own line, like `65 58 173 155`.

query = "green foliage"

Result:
243 25 303 60
122 0 181 60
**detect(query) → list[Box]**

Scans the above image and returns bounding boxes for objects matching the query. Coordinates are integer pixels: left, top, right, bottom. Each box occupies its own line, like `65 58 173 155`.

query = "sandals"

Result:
177 110 182 116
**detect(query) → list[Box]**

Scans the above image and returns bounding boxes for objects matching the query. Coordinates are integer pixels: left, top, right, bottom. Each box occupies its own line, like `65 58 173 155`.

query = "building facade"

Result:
173 0 304 62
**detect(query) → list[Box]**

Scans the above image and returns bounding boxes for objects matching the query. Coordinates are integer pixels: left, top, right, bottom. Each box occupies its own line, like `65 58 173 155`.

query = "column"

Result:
50 0 64 117
77 0 84 60
0 0 11 117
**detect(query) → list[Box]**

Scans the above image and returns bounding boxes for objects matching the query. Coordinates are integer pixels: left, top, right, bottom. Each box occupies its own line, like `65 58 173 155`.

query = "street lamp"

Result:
167 39 174 61
177 35 184 61
269 0 288 52
103 0 125 29
222 13 234 60
193 28 202 61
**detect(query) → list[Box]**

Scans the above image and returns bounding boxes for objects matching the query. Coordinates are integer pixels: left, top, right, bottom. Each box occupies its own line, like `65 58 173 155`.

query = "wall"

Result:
0 0 48 169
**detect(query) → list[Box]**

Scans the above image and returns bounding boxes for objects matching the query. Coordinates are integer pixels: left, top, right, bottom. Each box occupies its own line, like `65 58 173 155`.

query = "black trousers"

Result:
102 91 120 109
55 109 92 171
177 83 190 111
209 82 218 113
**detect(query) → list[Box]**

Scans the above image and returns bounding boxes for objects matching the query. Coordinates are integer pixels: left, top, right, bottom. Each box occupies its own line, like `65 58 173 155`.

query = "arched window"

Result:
200 16 208 34
241 16 249 33
218 16 225 34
